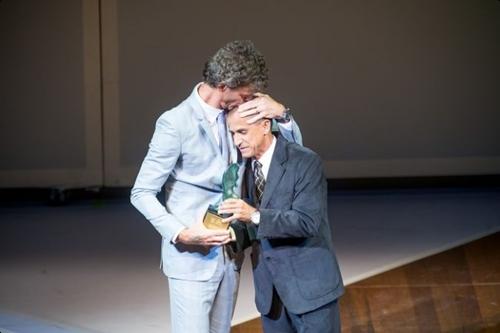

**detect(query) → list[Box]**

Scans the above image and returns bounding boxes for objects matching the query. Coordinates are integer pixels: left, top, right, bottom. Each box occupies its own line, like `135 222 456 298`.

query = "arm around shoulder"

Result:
275 114 303 146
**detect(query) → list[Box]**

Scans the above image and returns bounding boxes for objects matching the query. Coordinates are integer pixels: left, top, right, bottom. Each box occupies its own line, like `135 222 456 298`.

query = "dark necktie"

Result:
216 111 229 164
253 160 265 203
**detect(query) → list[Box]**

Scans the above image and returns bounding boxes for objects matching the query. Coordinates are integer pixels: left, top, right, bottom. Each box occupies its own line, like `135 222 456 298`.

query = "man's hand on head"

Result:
237 93 287 124
176 223 231 246
219 199 257 223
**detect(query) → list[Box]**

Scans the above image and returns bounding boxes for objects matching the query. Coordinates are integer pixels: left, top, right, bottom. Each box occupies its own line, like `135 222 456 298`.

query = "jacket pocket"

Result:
289 247 340 300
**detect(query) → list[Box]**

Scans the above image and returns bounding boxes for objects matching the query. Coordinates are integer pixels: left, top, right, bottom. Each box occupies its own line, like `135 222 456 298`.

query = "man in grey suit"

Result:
130 40 301 333
219 108 344 332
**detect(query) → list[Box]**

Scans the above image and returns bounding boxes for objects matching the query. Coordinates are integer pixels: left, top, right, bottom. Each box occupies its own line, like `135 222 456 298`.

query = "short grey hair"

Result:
203 40 269 91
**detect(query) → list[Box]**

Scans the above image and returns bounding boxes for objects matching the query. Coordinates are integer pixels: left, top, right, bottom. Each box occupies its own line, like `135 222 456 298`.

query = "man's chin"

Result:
239 149 253 158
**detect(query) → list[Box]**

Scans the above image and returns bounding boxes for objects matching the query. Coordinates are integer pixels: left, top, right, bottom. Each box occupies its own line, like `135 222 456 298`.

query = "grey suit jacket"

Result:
243 136 344 315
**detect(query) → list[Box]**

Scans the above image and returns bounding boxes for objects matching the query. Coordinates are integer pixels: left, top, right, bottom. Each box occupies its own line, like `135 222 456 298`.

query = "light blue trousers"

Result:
168 251 240 333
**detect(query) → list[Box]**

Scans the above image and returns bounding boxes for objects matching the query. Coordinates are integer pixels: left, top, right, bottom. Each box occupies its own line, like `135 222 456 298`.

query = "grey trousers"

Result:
261 297 341 333
168 252 240 333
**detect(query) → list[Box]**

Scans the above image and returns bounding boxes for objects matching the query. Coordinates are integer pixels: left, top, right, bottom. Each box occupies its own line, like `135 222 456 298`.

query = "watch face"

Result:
277 109 291 123
251 211 260 223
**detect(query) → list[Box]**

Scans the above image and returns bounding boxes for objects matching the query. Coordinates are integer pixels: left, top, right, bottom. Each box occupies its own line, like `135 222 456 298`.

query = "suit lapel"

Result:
187 93 221 158
242 160 259 241
243 160 257 205
188 87 239 164
199 121 220 156
260 136 288 208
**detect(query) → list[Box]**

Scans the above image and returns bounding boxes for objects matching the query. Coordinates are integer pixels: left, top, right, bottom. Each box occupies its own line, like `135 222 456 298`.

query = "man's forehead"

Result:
227 111 251 128
235 85 258 96
227 111 245 123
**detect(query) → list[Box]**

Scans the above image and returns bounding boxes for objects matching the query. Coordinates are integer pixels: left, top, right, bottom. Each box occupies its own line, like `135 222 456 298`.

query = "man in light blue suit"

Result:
219 107 344 332
130 40 301 333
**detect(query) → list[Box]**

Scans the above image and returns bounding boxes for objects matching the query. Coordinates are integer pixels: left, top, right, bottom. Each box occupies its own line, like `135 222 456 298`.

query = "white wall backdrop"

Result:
1 0 500 187
0 0 102 188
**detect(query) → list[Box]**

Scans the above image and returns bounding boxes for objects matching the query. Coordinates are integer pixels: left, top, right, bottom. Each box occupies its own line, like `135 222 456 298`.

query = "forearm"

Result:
256 207 322 239
276 116 303 146
130 113 185 241
131 187 186 241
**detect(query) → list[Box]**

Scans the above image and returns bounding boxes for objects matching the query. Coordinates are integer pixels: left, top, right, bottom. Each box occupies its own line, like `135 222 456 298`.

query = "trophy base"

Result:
203 205 230 230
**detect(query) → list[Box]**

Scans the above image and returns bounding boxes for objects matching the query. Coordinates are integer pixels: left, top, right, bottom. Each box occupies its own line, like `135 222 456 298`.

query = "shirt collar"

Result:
254 135 277 179
193 82 223 124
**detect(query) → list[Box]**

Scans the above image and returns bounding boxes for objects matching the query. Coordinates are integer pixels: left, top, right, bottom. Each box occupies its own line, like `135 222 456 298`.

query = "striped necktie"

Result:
253 160 265 203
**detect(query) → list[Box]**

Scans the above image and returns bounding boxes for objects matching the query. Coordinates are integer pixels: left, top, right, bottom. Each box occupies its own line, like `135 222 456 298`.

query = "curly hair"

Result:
203 40 269 91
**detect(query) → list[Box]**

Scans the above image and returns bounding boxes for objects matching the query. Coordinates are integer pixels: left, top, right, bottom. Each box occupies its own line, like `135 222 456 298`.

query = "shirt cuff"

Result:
251 210 261 225
277 119 293 131
171 226 186 244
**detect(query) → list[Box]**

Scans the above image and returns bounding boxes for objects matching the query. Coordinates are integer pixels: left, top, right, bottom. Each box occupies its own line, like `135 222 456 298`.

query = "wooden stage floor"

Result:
1 188 499 332
232 232 500 333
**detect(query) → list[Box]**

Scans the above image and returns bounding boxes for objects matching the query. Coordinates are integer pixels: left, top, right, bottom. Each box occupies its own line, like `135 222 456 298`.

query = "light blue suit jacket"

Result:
131 85 302 281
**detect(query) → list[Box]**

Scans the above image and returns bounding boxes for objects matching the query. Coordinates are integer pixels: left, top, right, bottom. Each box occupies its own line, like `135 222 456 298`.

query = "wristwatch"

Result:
276 107 291 123
250 210 261 224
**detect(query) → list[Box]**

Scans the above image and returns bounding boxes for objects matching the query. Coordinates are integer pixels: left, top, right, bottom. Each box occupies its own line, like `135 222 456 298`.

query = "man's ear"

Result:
262 119 272 132
217 84 228 92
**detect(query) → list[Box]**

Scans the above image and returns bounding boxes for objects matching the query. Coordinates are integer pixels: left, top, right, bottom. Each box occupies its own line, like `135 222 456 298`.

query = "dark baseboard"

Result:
327 175 500 190
1 175 499 206
0 187 134 206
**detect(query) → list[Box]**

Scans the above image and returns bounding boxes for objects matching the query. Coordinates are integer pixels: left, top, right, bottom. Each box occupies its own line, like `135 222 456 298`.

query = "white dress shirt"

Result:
253 135 277 181
250 136 277 225
193 82 224 146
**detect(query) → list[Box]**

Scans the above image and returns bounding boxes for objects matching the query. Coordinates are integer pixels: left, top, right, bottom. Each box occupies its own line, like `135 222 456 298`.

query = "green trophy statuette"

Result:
203 163 240 230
